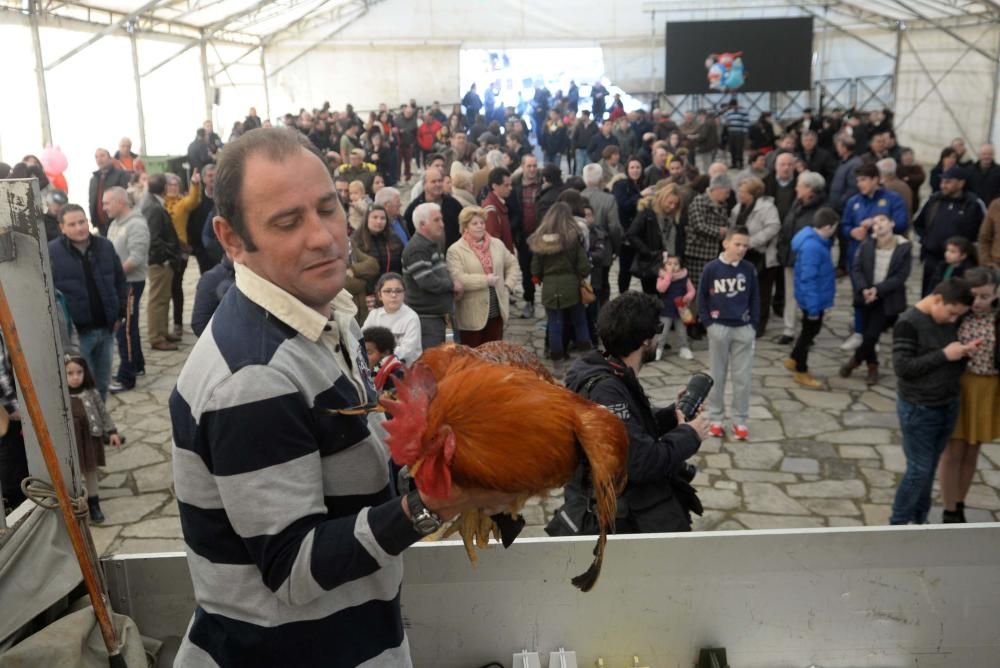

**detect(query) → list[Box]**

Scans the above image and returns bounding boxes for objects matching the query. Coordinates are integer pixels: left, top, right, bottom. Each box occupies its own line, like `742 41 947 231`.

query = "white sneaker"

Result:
655 347 664 361
678 346 694 360
839 333 862 351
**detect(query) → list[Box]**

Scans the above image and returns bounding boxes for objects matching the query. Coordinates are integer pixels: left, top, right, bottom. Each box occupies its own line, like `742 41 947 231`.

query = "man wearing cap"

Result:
914 166 987 295
337 148 376 192
89 148 131 237
43 189 68 241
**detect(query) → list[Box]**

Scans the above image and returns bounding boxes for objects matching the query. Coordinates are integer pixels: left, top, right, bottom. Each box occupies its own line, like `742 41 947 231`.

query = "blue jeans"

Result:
116 281 145 388
891 397 960 525
78 328 115 402
546 304 589 357
574 149 589 176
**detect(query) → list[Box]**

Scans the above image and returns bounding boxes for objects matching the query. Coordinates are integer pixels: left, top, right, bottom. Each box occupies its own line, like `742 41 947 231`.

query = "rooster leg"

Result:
459 511 480 564
476 512 494 549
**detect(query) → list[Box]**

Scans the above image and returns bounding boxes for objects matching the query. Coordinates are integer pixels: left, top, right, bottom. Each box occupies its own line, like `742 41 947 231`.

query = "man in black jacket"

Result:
555 292 710 534
969 144 1000 206
403 167 463 248
88 149 130 236
142 175 182 351
49 204 127 400
914 166 987 296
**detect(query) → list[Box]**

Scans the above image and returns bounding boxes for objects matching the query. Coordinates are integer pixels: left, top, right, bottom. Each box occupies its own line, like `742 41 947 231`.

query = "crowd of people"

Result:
1 92 999 535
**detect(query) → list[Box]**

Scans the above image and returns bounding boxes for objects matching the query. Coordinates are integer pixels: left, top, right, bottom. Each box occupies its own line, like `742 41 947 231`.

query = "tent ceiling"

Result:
7 0 998 45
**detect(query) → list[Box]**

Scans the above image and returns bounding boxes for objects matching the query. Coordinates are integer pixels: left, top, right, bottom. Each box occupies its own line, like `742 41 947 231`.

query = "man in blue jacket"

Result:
839 162 908 350
49 204 127 400
787 209 839 389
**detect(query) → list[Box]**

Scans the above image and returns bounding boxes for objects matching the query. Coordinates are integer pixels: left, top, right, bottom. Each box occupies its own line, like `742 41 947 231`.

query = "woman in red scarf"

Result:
446 206 521 347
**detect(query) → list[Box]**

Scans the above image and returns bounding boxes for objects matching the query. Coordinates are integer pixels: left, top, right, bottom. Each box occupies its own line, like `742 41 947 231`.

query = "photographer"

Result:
554 291 711 534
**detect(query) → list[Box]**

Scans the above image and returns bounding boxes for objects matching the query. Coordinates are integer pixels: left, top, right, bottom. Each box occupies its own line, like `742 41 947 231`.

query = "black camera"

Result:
677 372 714 421
679 462 697 483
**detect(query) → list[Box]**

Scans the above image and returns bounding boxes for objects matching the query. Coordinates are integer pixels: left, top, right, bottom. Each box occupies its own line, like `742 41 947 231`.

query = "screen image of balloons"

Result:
705 52 746 92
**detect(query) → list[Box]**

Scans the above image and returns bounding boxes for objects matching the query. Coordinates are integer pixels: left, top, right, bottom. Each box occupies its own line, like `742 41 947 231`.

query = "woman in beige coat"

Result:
446 206 521 346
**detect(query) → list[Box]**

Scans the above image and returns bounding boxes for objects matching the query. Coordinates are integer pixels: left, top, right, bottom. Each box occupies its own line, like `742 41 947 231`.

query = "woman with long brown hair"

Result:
529 202 592 370
628 183 686 294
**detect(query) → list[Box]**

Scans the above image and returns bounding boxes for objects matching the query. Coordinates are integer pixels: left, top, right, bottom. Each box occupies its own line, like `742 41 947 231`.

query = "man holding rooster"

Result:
168 128 514 668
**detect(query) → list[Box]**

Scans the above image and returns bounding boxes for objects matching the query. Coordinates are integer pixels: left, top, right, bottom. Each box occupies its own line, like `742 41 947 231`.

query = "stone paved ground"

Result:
91 212 1000 556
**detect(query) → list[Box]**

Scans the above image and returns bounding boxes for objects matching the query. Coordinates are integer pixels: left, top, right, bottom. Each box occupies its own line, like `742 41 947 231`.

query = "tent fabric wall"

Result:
893 24 1000 163
266 44 460 115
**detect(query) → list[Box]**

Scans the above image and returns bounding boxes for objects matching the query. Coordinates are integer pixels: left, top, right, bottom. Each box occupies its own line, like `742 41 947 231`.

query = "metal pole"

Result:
989 26 1000 143
29 0 53 146
260 45 272 122
130 31 148 154
892 26 902 107
200 36 213 123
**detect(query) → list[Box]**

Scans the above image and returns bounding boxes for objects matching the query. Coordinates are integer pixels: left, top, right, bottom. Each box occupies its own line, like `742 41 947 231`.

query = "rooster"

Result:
380 343 628 591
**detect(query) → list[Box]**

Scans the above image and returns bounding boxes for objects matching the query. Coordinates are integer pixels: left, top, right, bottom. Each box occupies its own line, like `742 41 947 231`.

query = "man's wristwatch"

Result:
406 488 443 536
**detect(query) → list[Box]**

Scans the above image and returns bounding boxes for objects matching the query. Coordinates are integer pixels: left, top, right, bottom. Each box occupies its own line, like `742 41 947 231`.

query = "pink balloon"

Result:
40 145 68 174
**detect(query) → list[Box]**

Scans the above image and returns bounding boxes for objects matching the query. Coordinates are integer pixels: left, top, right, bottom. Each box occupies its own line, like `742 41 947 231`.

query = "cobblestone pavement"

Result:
91 238 1000 557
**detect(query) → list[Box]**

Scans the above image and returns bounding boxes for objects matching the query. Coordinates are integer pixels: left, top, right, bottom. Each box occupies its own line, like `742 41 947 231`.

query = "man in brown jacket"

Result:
979 198 1000 268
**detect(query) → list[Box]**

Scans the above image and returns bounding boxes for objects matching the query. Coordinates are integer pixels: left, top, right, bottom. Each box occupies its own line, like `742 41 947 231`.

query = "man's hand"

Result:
191 170 201 185
861 217 874 230
943 341 970 361
108 433 122 448
113 319 123 334
718 226 729 239
850 226 868 241
412 484 521 523
678 409 712 442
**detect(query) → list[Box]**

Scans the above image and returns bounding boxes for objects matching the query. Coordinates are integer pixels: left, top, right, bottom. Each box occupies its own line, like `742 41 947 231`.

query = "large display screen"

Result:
664 18 813 94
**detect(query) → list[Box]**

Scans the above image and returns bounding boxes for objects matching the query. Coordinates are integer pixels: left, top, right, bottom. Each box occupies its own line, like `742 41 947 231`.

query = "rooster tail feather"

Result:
571 529 607 592
570 406 629 591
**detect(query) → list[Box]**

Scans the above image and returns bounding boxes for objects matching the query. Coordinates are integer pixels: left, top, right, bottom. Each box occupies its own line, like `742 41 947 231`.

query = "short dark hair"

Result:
214 128 322 252
597 291 662 358
812 207 840 229
856 163 879 179
964 265 997 288
945 235 977 263
488 167 511 189
58 203 86 224
363 326 396 354
541 163 563 185
601 145 620 160
426 153 444 165
725 225 750 240
932 278 974 305
147 173 166 196
556 189 586 216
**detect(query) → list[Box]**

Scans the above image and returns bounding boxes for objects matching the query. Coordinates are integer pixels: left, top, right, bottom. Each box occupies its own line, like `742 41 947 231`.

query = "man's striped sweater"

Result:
169 264 420 667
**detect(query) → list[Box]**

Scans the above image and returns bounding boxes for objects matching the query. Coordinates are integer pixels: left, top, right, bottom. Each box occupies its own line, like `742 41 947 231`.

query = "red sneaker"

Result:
732 424 750 441
709 423 725 438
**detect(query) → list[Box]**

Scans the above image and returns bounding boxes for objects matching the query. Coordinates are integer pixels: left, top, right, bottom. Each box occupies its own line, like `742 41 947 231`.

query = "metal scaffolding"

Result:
7 0 1000 150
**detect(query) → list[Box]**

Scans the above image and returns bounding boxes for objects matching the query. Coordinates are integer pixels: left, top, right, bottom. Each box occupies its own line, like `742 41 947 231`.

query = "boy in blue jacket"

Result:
787 208 840 388
697 226 759 440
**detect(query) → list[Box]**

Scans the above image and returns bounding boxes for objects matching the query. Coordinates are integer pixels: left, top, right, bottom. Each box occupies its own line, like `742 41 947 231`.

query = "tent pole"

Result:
200 36 213 124
261 45 272 123
29 0 53 146
989 27 1000 143
130 31 148 154
891 26 901 107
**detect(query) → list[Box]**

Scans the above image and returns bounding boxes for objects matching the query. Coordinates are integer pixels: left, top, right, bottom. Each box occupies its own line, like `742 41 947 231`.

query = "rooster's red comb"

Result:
379 363 437 466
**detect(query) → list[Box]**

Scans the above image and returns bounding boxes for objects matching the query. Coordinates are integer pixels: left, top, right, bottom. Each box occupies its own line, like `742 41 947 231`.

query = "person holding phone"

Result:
890 278 978 525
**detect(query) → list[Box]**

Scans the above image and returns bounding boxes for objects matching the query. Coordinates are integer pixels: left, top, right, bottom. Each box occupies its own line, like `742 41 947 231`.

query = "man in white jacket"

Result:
104 186 150 393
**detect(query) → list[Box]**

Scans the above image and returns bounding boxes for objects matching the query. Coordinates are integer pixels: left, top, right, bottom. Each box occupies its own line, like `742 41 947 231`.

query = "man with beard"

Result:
552 291 709 535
